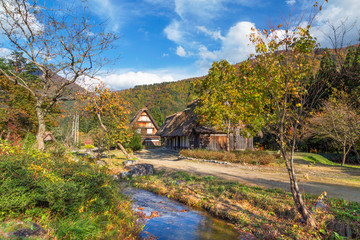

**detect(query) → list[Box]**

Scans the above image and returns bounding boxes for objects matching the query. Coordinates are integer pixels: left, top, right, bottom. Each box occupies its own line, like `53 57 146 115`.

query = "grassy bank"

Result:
297 152 360 169
180 149 280 165
130 170 360 239
0 142 142 239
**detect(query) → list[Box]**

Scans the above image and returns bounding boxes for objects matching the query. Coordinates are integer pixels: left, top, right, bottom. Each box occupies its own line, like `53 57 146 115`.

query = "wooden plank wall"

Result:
230 134 253 150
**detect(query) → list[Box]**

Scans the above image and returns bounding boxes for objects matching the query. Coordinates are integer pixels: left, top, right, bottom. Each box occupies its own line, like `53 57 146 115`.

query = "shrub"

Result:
22 133 37 150
125 133 144 152
180 149 236 162
0 139 23 156
180 149 275 165
0 152 142 239
234 150 276 165
84 144 95 149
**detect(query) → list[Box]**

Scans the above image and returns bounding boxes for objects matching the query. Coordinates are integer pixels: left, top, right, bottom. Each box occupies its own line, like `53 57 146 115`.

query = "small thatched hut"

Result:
156 102 253 151
130 107 161 146
43 131 56 142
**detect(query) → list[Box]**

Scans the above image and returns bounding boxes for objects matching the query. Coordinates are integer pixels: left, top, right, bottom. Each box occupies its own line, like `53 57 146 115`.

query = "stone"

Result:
123 160 139 167
111 174 120 180
314 200 327 210
119 171 130 179
10 222 46 238
119 164 154 179
129 164 154 177
310 200 327 214
96 160 107 166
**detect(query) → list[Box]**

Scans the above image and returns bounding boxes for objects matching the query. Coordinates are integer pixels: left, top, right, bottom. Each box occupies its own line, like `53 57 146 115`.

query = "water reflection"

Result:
124 188 246 240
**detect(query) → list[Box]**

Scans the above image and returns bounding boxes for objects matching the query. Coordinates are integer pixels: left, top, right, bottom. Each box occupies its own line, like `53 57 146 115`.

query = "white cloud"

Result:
286 0 296 6
0 1 43 37
98 69 196 90
196 21 256 69
196 26 224 41
310 0 360 48
0 48 11 58
163 0 260 70
163 0 227 46
102 72 173 89
220 21 255 62
164 20 183 43
176 46 187 56
88 0 124 32
174 0 224 22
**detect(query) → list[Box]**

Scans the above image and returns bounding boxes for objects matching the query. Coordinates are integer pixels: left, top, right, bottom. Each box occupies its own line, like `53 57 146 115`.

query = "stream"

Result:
124 188 254 240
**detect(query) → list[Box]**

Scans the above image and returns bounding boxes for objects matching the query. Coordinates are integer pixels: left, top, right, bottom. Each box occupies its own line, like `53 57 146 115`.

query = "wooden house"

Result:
43 131 56 142
156 102 253 151
130 108 161 146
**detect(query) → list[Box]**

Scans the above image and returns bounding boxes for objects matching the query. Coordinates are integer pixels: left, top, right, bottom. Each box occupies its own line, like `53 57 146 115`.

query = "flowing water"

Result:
124 188 255 240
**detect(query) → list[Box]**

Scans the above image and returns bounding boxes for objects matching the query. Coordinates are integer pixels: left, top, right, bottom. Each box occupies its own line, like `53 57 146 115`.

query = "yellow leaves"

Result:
296 103 302 108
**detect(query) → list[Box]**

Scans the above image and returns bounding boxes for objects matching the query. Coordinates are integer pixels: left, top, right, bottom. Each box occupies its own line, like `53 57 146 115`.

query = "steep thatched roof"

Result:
156 103 223 137
130 107 160 130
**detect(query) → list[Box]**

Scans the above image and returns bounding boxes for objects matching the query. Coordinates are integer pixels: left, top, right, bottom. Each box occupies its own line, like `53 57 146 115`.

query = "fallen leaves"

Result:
136 210 160 219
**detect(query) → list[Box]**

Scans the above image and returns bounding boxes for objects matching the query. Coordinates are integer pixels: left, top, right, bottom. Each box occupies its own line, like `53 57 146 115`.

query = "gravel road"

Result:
135 148 360 203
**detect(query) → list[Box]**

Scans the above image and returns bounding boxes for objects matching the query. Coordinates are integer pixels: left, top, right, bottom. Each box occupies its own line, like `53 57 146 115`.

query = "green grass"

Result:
296 152 360 169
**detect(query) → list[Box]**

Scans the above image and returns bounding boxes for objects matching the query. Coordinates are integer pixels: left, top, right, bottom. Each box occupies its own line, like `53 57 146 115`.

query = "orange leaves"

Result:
78 81 131 145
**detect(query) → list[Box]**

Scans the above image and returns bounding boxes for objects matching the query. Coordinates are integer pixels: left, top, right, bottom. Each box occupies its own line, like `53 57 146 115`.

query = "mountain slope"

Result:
119 77 202 122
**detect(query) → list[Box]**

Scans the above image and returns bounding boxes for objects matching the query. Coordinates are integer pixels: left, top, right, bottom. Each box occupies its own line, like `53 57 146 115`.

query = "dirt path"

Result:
135 148 360 203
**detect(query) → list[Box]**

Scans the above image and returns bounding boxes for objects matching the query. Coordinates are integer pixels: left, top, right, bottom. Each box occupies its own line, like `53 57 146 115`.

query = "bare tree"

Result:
309 94 360 166
0 0 117 150
321 18 358 66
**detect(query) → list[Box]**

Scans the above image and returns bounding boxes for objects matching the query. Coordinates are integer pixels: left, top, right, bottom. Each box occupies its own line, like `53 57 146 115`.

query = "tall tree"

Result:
244 19 334 226
150 107 165 127
0 54 38 139
195 60 240 151
341 45 360 105
79 82 132 159
0 0 117 150
0 75 36 140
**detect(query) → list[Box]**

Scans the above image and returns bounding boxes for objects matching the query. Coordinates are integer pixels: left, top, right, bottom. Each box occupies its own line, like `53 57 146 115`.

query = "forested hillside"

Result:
118 77 203 125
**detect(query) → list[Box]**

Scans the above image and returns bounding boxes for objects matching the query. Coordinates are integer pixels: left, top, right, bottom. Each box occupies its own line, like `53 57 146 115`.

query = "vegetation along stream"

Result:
124 187 253 240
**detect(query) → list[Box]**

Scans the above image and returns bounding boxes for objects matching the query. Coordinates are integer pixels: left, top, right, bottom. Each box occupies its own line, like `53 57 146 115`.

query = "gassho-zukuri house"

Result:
130 107 161 146
156 102 253 151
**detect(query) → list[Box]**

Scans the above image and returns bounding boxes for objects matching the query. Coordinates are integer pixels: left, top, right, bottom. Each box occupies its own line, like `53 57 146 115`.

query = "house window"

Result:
136 129 141 134
140 115 149 121
148 122 152 127
147 128 153 134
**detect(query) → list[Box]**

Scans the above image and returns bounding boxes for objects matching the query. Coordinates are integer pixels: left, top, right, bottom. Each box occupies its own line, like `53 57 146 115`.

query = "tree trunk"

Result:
342 145 347 166
6 126 11 140
117 141 131 160
233 127 237 151
95 112 131 160
35 105 46 151
342 144 352 166
352 145 360 164
226 122 230 152
281 148 317 228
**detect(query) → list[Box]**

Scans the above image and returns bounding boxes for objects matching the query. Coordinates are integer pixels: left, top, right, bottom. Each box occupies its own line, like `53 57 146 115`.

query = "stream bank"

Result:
124 187 255 240
127 171 360 239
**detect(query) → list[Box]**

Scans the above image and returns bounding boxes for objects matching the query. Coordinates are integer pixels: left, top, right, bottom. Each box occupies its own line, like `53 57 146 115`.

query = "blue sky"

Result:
1 0 359 90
